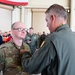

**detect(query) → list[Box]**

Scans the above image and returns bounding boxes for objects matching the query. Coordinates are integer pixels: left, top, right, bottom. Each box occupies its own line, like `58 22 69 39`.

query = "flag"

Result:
0 0 28 6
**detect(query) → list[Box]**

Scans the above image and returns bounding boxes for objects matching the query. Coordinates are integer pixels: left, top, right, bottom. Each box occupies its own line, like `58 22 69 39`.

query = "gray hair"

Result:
45 4 68 20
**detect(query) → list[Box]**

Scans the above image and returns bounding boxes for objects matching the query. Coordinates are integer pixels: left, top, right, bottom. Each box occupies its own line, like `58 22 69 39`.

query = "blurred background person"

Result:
39 31 46 46
23 27 39 54
0 30 3 45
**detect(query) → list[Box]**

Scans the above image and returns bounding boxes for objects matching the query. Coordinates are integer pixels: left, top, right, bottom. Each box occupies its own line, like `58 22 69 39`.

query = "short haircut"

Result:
11 21 21 29
45 4 68 20
29 27 33 30
11 22 16 29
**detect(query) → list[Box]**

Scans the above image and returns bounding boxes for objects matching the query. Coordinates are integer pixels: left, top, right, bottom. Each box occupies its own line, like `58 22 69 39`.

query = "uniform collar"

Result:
55 24 69 32
10 40 24 50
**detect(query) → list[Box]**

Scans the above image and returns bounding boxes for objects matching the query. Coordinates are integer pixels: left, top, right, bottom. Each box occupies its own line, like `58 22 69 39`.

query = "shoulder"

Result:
23 42 30 50
23 42 29 47
0 41 13 50
45 32 61 42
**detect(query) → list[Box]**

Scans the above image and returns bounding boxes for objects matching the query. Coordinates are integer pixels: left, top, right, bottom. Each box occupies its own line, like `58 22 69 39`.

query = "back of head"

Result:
45 4 68 21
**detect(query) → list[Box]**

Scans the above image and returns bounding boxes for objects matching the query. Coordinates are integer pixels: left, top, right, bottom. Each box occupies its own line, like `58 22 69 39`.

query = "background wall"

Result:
28 0 69 7
0 8 12 32
0 0 70 33
32 11 49 34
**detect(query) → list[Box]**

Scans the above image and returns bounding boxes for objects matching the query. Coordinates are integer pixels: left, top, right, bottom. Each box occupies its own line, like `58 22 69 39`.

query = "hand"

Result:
20 49 26 54
20 49 30 55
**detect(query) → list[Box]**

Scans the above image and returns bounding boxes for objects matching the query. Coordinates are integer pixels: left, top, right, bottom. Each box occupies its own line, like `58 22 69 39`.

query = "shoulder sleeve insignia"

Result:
40 41 45 48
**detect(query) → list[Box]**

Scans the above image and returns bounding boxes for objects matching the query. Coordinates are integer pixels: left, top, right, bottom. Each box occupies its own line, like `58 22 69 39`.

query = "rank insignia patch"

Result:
40 41 45 47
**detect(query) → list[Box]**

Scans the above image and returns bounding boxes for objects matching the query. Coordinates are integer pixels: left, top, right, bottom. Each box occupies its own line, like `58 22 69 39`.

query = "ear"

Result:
50 15 56 22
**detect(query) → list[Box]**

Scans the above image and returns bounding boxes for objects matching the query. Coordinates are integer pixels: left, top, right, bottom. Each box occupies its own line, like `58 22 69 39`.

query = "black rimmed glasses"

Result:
12 28 27 32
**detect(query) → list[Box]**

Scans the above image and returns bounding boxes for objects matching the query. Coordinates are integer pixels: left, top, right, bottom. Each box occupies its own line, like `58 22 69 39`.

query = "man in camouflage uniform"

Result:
0 22 31 75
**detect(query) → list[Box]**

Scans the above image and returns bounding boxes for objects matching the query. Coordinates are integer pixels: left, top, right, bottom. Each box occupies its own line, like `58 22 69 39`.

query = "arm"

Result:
22 41 56 74
0 48 5 75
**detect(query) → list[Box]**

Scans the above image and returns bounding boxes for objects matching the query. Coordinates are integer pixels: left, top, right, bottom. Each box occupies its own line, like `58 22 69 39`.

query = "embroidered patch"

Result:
40 41 45 47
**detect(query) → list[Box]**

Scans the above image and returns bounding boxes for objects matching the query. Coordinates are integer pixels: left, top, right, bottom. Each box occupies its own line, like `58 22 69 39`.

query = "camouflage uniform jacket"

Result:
0 40 30 75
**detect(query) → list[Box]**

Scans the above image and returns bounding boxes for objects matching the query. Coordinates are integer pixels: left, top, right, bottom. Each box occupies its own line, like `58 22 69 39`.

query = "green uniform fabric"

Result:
22 24 75 75
0 40 30 75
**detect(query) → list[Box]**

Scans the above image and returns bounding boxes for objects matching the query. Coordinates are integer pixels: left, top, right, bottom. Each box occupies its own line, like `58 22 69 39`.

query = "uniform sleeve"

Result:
22 41 57 74
0 48 5 71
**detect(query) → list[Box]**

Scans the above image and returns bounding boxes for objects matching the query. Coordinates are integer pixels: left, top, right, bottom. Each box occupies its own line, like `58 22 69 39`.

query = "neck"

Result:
12 38 23 46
